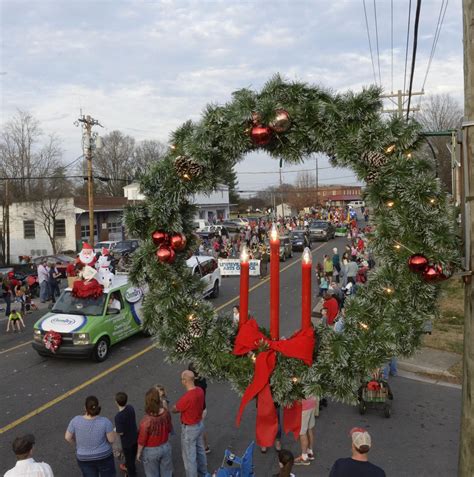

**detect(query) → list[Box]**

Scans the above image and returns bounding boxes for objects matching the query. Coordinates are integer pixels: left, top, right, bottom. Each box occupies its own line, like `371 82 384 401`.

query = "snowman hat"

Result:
101 248 109 256
82 242 93 250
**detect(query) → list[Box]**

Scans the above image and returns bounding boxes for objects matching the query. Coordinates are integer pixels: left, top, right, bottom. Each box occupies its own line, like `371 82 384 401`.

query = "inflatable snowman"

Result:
95 248 114 289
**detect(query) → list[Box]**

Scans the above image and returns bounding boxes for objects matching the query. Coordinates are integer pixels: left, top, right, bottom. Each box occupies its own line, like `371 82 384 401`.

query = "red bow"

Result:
233 319 315 447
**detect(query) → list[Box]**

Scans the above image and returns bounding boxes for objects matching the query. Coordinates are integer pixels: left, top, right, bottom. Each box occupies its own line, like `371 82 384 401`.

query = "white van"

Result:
348 200 365 208
186 255 221 298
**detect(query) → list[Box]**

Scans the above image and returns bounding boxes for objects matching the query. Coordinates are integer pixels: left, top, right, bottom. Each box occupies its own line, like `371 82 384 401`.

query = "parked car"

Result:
186 255 221 298
348 200 365 208
32 275 146 362
94 241 118 254
220 220 243 233
308 220 336 242
279 236 293 261
290 230 311 251
196 225 217 240
113 240 140 256
231 218 250 229
193 220 212 231
33 255 75 278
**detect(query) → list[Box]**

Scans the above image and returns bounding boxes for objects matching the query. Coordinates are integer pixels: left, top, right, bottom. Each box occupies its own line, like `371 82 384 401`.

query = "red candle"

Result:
239 246 249 328
301 247 312 330
270 223 280 339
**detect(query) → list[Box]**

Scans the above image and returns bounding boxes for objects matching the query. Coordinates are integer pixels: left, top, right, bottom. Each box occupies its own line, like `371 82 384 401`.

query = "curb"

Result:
398 361 457 379
397 370 462 389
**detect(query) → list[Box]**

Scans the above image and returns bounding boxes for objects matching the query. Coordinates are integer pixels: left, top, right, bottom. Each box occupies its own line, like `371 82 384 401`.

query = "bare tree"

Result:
134 139 167 177
0 110 62 201
34 168 72 254
416 94 463 193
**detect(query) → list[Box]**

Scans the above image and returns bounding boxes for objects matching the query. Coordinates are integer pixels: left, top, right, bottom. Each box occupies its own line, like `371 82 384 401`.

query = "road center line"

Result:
0 243 326 434
0 340 33 355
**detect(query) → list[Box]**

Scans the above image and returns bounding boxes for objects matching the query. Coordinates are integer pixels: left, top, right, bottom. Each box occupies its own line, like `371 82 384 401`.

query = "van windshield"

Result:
52 291 106 316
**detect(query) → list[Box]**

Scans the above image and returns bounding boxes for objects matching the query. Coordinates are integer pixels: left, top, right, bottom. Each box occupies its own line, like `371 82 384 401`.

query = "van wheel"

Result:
92 337 110 362
211 281 220 298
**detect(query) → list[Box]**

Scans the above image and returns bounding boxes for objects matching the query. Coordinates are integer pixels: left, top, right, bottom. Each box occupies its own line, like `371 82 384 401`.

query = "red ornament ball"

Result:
250 126 273 146
152 230 168 246
170 233 187 252
156 246 176 264
407 254 428 273
422 263 445 282
270 109 291 133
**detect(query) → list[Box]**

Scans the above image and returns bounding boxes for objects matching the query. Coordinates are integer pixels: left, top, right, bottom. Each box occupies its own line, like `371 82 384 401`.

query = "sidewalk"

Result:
398 347 462 384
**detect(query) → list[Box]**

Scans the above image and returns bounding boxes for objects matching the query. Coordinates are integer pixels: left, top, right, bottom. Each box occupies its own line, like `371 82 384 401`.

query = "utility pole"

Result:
77 115 101 246
5 180 9 264
381 90 424 116
315 155 319 206
459 1 474 475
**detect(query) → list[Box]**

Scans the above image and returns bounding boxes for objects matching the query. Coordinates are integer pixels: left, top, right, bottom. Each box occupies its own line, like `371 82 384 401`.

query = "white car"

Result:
186 255 221 298
348 200 365 208
232 218 250 229
94 241 118 254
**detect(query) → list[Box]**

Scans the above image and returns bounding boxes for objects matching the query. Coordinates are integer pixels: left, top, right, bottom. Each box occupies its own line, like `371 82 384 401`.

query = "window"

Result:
24 220 35 239
107 222 122 234
332 190 337 196
80 225 98 240
54 219 66 237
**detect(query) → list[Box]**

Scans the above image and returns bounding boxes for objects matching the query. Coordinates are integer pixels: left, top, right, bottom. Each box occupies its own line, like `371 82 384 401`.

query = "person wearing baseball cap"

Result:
4 434 53 476
328 427 386 477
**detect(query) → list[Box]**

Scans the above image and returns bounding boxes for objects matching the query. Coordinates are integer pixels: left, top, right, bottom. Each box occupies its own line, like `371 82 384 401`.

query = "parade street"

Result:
0 237 461 476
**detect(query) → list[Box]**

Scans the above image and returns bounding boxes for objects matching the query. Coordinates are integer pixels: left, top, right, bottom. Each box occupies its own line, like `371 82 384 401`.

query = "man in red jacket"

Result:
172 370 207 477
322 292 339 326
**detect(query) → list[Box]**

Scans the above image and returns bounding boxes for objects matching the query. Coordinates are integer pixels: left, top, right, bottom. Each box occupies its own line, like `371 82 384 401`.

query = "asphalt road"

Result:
0 237 461 476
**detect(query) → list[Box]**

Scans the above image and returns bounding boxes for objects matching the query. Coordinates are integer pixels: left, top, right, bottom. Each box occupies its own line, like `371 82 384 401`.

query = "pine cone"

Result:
361 151 388 168
189 319 204 338
365 169 380 184
174 156 203 181
175 335 192 353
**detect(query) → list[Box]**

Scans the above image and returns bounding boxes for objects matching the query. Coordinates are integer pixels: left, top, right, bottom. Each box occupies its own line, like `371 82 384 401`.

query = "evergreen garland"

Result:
125 75 459 405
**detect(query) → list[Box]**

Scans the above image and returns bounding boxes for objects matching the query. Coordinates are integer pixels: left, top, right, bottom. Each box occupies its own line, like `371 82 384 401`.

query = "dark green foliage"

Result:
125 76 459 406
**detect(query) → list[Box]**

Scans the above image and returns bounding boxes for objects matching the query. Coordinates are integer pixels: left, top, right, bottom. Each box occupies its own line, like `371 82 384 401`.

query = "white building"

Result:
1 196 129 263
123 183 230 222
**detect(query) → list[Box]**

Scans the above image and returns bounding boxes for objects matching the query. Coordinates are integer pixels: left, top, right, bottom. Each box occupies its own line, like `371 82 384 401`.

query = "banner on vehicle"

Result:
218 259 261 276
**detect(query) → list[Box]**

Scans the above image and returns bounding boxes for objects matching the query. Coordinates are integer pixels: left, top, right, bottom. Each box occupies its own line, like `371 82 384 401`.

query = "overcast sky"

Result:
0 0 464 194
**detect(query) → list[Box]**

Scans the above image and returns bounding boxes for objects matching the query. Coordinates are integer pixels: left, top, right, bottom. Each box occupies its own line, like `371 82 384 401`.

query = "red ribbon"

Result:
233 319 315 447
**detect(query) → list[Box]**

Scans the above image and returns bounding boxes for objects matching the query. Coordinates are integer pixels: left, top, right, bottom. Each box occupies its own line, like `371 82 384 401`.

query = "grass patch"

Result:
422 278 464 355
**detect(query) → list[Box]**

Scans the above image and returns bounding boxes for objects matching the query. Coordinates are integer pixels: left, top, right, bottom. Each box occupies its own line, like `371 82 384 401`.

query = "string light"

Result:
384 287 394 294
188 313 195 321
386 201 395 208
250 353 257 363
406 152 412 158
359 322 369 330
291 377 299 384
170 144 176 150
182 173 191 181
394 244 401 250
429 198 436 204
385 144 396 153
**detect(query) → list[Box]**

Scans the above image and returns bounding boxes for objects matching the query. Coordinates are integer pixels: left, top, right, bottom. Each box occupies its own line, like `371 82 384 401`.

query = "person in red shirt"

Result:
137 387 173 475
322 292 339 326
172 370 207 477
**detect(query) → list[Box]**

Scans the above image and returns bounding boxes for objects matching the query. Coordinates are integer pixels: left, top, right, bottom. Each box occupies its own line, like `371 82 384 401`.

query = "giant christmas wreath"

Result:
126 75 459 408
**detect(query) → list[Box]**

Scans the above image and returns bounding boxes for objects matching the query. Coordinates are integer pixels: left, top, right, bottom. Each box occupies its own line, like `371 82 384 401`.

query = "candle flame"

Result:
241 245 249 263
270 223 278 242
302 247 312 264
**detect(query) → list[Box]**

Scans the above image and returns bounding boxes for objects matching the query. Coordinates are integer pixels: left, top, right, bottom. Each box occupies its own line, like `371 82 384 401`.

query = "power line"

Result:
363 0 378 84
420 0 449 93
62 153 84 170
236 166 334 175
403 0 413 93
406 0 423 120
373 0 382 85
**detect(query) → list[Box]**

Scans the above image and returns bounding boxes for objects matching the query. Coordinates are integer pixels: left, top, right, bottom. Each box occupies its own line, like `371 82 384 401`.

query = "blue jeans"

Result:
142 442 173 477
77 454 116 477
382 357 398 379
181 422 207 477
39 281 49 302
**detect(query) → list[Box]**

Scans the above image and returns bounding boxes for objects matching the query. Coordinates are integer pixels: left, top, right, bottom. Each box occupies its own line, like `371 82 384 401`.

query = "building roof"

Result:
74 196 129 212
